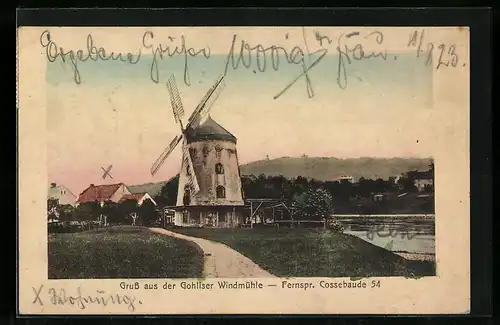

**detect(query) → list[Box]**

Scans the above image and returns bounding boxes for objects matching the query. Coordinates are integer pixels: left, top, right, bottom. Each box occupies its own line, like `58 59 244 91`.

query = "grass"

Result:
48 226 204 279
171 227 435 278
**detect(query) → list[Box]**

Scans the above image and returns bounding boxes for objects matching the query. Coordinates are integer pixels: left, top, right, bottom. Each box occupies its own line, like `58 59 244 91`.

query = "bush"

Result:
326 219 345 233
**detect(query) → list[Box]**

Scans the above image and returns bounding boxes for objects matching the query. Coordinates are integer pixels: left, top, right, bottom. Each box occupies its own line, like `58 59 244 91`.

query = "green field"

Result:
48 226 204 279
171 227 435 277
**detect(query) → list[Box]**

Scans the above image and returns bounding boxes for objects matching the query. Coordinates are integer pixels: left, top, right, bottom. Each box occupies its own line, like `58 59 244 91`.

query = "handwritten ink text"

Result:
31 285 141 312
39 30 142 85
366 224 420 241
223 34 328 99
335 31 388 89
142 31 211 85
407 29 461 70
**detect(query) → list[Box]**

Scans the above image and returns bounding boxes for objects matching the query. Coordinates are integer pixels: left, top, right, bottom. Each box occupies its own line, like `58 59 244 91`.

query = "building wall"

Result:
138 193 157 206
109 184 131 203
414 179 433 192
48 185 77 206
176 139 245 207
174 209 244 228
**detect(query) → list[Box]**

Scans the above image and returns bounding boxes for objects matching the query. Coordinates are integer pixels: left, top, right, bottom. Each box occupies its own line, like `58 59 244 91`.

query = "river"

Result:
336 215 435 254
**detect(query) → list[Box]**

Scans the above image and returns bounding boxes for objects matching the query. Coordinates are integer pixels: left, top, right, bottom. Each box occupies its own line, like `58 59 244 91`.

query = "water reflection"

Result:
337 216 435 254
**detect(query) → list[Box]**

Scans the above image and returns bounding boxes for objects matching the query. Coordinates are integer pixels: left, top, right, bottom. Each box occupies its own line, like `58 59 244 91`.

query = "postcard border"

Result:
15 7 492 318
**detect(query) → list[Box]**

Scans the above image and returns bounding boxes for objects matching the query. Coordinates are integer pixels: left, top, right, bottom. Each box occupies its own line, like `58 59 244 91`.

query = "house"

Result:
76 183 131 207
406 170 434 192
48 182 77 206
414 176 433 192
118 192 157 206
333 175 355 183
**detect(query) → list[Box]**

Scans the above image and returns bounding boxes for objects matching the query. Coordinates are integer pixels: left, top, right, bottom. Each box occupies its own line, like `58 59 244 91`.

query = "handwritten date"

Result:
407 29 461 70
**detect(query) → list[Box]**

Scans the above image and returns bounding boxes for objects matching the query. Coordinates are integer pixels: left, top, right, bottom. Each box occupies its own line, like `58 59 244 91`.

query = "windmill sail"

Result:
101 165 114 179
150 135 183 176
186 75 226 130
166 75 185 124
182 139 200 193
151 75 226 181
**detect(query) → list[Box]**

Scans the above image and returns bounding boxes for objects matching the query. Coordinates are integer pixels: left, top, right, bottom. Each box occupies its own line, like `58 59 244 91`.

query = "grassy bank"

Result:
48 226 204 279
171 227 435 277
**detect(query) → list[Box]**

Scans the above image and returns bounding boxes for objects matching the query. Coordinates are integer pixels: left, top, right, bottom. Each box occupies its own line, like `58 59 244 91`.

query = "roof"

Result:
127 181 168 197
48 184 76 199
185 116 237 144
118 193 148 203
76 183 123 203
407 170 434 180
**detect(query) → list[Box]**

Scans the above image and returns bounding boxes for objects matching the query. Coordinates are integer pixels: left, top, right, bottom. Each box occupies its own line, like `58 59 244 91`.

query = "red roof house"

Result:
76 183 131 206
118 192 157 206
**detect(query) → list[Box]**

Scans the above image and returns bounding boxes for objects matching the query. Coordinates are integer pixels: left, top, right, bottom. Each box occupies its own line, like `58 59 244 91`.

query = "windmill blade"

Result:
150 134 183 176
166 75 185 124
182 139 200 193
186 75 226 130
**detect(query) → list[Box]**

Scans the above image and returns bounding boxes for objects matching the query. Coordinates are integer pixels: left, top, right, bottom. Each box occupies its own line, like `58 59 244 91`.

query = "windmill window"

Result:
215 163 224 175
183 185 191 205
216 186 226 199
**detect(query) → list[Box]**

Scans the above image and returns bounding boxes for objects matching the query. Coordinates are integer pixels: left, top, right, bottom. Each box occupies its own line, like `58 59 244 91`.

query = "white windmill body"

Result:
151 75 245 228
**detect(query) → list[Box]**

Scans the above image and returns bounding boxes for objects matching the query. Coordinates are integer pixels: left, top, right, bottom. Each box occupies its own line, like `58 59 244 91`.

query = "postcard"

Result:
17 26 470 315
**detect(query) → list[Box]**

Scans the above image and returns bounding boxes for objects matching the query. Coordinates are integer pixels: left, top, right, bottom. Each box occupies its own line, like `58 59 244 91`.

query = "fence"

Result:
238 220 327 229
48 221 104 233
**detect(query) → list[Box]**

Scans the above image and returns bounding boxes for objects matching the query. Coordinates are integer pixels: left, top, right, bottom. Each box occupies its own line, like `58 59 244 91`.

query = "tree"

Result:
293 188 334 221
58 204 75 222
47 198 60 221
396 175 417 193
73 202 101 221
101 201 120 224
139 199 159 226
155 175 179 206
117 199 139 225
292 176 309 196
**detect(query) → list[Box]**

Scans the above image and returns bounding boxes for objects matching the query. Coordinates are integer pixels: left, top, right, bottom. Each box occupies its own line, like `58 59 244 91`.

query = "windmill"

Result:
101 164 114 180
151 74 226 188
151 74 245 227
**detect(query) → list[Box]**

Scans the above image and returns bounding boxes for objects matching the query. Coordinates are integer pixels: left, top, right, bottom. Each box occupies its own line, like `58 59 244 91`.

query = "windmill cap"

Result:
185 116 237 144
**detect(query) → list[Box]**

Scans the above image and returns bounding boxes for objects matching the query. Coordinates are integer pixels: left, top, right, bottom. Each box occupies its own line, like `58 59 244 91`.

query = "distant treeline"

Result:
153 171 434 214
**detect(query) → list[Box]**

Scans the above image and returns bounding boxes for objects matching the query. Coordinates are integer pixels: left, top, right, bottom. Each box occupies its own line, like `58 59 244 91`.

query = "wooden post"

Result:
250 201 253 228
272 207 275 223
232 207 236 228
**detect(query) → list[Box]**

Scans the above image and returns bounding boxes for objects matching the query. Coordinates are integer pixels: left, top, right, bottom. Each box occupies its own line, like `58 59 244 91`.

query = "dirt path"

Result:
149 228 276 278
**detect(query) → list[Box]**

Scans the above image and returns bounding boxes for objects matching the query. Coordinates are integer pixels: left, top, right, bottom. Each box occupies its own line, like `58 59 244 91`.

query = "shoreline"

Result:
394 251 435 262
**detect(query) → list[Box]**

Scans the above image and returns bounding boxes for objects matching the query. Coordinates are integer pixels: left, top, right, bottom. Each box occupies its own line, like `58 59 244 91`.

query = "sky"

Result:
45 28 434 195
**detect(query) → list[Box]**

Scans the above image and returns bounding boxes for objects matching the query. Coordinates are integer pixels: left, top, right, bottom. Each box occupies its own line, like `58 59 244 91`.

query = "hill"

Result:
240 157 433 181
127 181 170 197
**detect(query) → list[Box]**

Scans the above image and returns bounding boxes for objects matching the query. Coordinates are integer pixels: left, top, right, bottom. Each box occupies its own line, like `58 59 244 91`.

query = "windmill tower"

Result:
151 75 245 227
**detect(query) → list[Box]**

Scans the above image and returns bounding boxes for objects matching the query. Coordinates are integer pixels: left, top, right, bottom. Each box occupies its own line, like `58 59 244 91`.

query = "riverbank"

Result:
395 251 436 262
169 227 436 277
